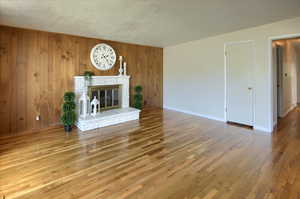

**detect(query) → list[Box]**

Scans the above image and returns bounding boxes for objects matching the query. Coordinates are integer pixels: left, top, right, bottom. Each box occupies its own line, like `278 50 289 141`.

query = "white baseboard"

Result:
281 104 297 118
163 106 225 122
273 121 277 128
254 125 272 133
164 106 273 133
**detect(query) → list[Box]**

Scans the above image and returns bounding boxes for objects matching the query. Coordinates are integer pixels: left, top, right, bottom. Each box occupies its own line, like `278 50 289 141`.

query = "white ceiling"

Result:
1 0 300 47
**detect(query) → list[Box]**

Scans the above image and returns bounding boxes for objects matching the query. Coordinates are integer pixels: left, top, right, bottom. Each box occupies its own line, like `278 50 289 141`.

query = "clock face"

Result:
90 43 116 70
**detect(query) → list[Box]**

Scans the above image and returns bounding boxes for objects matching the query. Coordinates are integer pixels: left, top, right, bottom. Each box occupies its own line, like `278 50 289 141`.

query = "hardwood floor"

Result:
1 107 300 199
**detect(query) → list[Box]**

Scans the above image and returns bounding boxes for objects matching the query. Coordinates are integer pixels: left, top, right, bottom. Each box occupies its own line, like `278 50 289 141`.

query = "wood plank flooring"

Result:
1 107 300 199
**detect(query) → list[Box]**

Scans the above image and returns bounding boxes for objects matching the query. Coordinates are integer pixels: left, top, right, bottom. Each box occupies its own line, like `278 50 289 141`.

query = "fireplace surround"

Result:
74 75 140 131
74 76 130 108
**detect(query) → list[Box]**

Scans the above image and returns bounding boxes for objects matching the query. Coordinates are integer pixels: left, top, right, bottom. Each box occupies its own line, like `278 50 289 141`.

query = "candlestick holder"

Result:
124 62 127 76
118 67 124 76
118 56 123 76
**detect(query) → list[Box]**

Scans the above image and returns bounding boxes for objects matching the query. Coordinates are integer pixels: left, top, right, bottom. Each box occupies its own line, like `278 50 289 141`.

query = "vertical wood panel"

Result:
0 25 163 136
0 28 10 134
38 31 49 129
16 29 28 133
9 29 18 134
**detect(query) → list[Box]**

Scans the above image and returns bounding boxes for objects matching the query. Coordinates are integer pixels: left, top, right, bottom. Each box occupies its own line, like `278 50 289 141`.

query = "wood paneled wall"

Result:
0 25 163 136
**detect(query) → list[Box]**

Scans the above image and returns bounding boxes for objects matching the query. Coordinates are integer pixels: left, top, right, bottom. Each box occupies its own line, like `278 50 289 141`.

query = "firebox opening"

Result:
88 85 121 111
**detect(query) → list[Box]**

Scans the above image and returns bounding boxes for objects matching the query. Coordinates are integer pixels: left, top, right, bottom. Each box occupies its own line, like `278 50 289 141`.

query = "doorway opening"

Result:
272 37 300 127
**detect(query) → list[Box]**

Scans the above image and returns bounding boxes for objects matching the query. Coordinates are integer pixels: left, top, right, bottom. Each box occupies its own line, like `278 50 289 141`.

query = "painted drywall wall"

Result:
283 41 298 116
272 39 300 122
275 40 299 117
164 17 300 132
296 42 300 103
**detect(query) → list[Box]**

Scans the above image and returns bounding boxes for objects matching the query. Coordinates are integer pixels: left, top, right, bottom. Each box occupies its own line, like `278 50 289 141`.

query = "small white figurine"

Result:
91 96 100 117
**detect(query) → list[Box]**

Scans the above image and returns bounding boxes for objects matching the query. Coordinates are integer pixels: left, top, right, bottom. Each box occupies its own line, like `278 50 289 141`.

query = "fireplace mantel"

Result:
74 75 130 108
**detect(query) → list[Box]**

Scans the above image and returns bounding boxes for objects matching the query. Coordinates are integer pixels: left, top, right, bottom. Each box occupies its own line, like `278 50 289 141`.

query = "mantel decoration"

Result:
118 56 127 76
90 43 116 71
61 92 76 132
83 71 95 85
118 56 124 75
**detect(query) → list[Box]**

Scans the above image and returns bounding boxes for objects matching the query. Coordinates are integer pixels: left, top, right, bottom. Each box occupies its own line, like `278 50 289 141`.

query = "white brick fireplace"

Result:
74 75 130 108
74 75 140 131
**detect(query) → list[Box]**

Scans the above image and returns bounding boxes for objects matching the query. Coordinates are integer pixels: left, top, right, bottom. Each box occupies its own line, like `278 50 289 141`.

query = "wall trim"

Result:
281 104 297 118
164 106 274 133
269 33 300 132
163 106 226 122
254 125 272 133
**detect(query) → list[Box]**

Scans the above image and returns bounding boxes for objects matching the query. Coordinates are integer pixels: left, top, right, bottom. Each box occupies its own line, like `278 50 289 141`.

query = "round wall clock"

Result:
90 43 116 70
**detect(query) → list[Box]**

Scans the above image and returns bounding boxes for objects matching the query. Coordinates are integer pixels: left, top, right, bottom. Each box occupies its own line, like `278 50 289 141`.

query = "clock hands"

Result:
101 53 112 66
103 56 110 66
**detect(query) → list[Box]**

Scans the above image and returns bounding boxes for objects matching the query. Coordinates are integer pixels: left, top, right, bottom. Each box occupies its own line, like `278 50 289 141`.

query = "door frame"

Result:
224 40 255 125
268 33 300 130
275 45 284 118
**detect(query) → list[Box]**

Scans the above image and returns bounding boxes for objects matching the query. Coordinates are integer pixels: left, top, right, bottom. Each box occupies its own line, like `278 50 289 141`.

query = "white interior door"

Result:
226 41 254 126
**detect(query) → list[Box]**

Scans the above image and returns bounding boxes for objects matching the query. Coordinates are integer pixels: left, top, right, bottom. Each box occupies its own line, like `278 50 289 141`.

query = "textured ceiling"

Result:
1 0 300 47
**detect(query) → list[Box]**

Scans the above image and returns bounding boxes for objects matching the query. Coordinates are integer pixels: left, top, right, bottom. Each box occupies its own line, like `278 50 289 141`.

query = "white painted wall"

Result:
295 43 300 103
164 17 300 132
280 41 299 117
272 39 300 120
